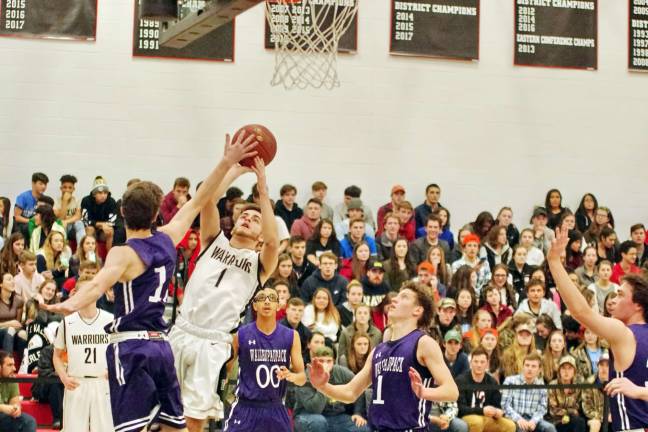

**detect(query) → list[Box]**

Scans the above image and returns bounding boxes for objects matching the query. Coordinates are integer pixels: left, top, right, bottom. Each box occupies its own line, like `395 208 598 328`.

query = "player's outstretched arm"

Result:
414 335 458 402
41 247 130 315
277 331 306 386
160 133 257 245
547 227 634 356
309 349 372 404
200 159 252 249
251 158 279 284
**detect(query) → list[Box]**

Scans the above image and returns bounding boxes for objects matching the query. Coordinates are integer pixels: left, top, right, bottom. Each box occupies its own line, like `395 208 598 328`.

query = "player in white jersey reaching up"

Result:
52 274 114 432
170 148 279 432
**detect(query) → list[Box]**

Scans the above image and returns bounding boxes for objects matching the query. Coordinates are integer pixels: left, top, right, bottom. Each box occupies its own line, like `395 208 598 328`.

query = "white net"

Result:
265 0 359 90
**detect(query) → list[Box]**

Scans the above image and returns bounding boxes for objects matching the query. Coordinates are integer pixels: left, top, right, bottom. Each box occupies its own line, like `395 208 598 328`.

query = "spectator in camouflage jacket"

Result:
582 352 610 432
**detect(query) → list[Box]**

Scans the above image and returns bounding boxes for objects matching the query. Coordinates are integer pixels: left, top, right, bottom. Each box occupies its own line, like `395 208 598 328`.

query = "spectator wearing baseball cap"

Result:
428 297 460 344
376 184 406 233
333 185 375 230
360 260 391 307
548 355 586 432
415 261 443 301
80 176 118 251
582 351 609 432
529 206 556 255
335 198 376 242
443 329 470 378
451 233 492 298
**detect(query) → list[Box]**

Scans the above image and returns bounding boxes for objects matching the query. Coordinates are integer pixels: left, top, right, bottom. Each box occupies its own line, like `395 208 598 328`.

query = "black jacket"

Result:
300 270 348 305
274 200 303 231
81 193 118 227
279 317 311 358
456 370 503 416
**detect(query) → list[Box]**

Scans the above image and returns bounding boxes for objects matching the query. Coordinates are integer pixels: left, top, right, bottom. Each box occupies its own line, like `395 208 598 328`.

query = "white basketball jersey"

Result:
180 230 260 333
60 310 113 377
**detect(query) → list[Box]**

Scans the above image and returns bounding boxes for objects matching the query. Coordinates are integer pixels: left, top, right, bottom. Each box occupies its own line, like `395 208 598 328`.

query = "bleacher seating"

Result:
17 373 54 428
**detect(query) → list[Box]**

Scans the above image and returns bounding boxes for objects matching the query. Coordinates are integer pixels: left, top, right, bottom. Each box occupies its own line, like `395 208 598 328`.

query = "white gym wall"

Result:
0 1 646 235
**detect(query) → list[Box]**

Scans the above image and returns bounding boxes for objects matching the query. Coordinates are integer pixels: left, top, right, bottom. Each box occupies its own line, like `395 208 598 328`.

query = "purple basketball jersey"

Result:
609 323 648 431
369 329 433 431
106 231 177 334
235 322 294 402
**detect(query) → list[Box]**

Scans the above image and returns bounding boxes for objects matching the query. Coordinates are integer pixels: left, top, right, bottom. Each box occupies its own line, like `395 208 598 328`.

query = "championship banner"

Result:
630 0 648 71
133 0 235 62
514 0 597 70
390 0 480 60
264 0 358 52
0 0 97 40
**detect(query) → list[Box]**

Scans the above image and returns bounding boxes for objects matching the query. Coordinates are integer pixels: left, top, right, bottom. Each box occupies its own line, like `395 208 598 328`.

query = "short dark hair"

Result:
471 346 490 361
630 223 645 234
619 240 637 256
289 235 305 246
121 181 164 230
59 174 77 184
173 177 190 189
400 281 435 329
425 183 440 193
225 186 243 201
311 181 327 192
344 185 361 198
525 278 545 293
523 351 542 365
280 184 297 196
38 195 55 207
287 297 305 307
240 204 261 216
426 214 441 227
0 350 10 367
32 172 49 184
600 227 616 240
623 274 648 322
308 331 325 344
307 198 322 207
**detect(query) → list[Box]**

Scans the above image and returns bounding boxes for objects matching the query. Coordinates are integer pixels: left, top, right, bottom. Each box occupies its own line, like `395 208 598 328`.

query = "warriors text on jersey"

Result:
55 309 113 377
178 231 261 333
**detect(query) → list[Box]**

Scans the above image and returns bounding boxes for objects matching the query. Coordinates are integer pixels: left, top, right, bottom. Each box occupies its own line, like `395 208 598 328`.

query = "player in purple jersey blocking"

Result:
309 281 458 432
548 226 648 432
41 133 259 432
224 285 306 432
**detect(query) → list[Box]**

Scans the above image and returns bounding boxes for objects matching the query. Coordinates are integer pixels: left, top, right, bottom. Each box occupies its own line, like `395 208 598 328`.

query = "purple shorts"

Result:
107 339 186 431
224 399 291 432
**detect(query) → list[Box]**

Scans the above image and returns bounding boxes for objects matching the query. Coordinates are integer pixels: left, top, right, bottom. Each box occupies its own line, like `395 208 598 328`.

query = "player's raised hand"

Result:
547 226 569 262
223 132 258 166
408 367 424 399
308 358 330 389
250 156 267 187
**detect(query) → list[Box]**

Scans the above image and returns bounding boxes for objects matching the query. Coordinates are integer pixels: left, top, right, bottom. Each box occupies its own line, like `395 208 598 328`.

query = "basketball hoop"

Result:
265 0 359 90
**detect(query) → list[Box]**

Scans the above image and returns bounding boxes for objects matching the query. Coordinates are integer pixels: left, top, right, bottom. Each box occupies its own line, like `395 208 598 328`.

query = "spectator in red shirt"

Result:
610 240 641 284
376 184 406 231
291 198 321 240
370 291 396 332
160 177 191 224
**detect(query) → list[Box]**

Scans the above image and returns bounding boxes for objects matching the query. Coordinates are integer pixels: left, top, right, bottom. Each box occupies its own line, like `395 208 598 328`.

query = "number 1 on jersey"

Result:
214 269 227 288
149 266 167 303
372 375 385 405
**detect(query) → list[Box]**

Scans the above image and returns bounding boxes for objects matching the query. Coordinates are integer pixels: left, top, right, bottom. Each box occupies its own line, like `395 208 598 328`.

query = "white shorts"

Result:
62 377 113 432
169 324 232 421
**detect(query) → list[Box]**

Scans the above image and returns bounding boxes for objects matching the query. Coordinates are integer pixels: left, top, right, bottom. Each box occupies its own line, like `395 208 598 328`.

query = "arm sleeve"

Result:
37 255 47 272
294 382 328 414
532 388 548 424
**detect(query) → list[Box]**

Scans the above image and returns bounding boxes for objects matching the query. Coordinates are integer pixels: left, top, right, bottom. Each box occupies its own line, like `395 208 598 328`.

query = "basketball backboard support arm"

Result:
159 0 263 49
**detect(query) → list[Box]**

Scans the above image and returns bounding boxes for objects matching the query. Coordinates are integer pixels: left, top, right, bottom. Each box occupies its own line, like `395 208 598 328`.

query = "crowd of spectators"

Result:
0 172 647 432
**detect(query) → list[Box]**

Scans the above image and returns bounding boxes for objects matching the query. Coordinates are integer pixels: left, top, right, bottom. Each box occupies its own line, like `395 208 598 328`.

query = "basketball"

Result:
234 124 277 168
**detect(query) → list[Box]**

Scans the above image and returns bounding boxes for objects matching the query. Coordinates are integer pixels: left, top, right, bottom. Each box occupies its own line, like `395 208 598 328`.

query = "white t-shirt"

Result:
54 196 80 219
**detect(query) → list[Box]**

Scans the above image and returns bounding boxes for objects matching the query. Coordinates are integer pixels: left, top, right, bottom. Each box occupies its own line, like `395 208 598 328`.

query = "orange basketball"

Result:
234 124 277 168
